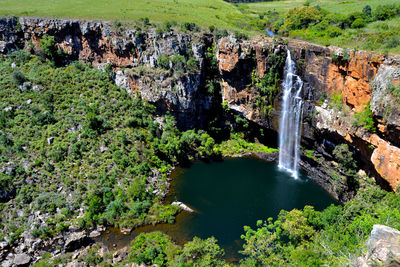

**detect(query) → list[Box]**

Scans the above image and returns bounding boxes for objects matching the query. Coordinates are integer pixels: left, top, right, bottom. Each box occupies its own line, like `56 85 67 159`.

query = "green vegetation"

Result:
353 102 376 132
1 0 399 52
241 186 400 266
252 53 286 116
238 0 400 53
216 133 278 157
328 91 344 112
0 0 252 33
0 50 229 242
0 46 279 249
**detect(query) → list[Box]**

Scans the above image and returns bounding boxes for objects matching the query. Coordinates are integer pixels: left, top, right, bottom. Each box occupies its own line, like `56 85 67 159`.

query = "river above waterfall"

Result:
96 157 336 261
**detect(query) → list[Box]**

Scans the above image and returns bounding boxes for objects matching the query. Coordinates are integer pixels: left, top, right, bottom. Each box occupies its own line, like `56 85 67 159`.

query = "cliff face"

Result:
1 16 400 196
217 36 400 194
0 17 212 129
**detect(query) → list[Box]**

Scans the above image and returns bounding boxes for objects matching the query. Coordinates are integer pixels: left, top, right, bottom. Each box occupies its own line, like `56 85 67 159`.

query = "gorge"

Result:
1 15 400 266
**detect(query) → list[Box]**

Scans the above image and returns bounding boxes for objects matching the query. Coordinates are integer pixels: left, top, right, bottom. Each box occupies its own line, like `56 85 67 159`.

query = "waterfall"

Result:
278 50 304 179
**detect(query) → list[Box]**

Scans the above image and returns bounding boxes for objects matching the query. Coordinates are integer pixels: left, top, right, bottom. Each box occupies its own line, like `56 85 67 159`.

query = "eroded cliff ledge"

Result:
217 36 400 194
1 16 400 198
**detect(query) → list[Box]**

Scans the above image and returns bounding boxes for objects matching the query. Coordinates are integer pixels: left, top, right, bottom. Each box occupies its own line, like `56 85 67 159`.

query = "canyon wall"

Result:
0 17 213 129
1 16 400 199
217 36 400 195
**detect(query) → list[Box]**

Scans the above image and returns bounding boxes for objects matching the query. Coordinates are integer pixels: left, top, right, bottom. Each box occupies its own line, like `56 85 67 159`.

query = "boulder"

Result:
355 224 400 266
368 224 400 262
89 230 101 238
65 232 92 252
13 253 31 266
66 261 86 267
113 247 129 263
172 201 194 212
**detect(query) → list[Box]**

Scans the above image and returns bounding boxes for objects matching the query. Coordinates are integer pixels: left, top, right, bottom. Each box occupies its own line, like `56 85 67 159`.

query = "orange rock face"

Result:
290 39 383 111
218 38 240 72
371 138 400 192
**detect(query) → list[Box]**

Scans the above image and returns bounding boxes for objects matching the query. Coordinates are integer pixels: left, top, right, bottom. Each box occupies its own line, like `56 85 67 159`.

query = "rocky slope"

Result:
1 16 400 199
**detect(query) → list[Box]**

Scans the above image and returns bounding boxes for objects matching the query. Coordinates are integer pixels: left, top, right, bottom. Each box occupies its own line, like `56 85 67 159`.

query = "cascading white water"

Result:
278 50 304 179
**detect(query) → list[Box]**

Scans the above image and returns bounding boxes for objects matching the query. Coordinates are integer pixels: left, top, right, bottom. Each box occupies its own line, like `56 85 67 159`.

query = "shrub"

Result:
11 70 26 86
158 54 170 69
35 112 57 126
129 232 179 267
180 237 225 267
373 5 398 21
329 91 344 111
234 31 249 41
282 6 324 31
182 22 198 32
186 58 198 72
84 112 104 133
385 36 400 49
8 50 31 65
333 143 357 177
351 18 366 29
352 102 376 132
39 35 63 64
171 54 186 72
49 144 67 162
363 5 372 17
326 26 342 37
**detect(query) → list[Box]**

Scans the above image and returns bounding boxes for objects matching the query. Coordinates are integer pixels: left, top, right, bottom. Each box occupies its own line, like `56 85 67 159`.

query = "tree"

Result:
180 237 225 267
39 35 63 65
362 5 372 17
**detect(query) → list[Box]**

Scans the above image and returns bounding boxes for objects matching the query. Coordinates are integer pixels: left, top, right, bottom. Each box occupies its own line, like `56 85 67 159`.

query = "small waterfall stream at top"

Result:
278 50 304 179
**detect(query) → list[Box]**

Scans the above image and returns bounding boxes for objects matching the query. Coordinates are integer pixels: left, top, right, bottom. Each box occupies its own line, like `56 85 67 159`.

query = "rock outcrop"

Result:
0 17 212 129
216 36 400 193
65 232 93 252
356 224 400 266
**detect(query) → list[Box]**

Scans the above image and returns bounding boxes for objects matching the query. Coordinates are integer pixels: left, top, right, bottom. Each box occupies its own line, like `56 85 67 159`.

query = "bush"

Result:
329 91 344 111
182 22 199 32
352 102 376 132
180 237 225 267
326 26 342 37
171 54 186 72
186 58 198 72
351 18 366 28
39 35 63 65
385 36 400 49
282 6 324 31
363 5 372 17
373 5 398 21
11 70 27 86
158 54 170 69
129 232 179 266
333 143 357 178
8 50 31 65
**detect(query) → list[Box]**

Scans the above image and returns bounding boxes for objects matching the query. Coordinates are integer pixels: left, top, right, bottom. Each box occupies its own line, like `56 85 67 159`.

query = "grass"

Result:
237 0 400 54
239 0 400 15
0 0 251 32
0 0 399 52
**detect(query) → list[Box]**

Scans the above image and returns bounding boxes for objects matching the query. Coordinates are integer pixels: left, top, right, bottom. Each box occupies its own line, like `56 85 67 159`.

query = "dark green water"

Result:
97 157 336 261
169 157 336 259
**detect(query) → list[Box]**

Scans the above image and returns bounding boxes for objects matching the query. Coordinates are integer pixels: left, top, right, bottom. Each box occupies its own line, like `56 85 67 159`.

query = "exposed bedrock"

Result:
1 16 400 197
217 36 400 195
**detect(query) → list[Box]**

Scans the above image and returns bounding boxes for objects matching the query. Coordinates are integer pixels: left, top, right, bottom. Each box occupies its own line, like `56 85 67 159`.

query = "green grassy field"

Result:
239 0 400 15
0 0 249 31
0 0 399 53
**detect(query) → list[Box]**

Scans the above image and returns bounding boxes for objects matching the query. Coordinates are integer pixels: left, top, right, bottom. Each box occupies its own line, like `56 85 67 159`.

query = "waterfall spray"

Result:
278 50 304 179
